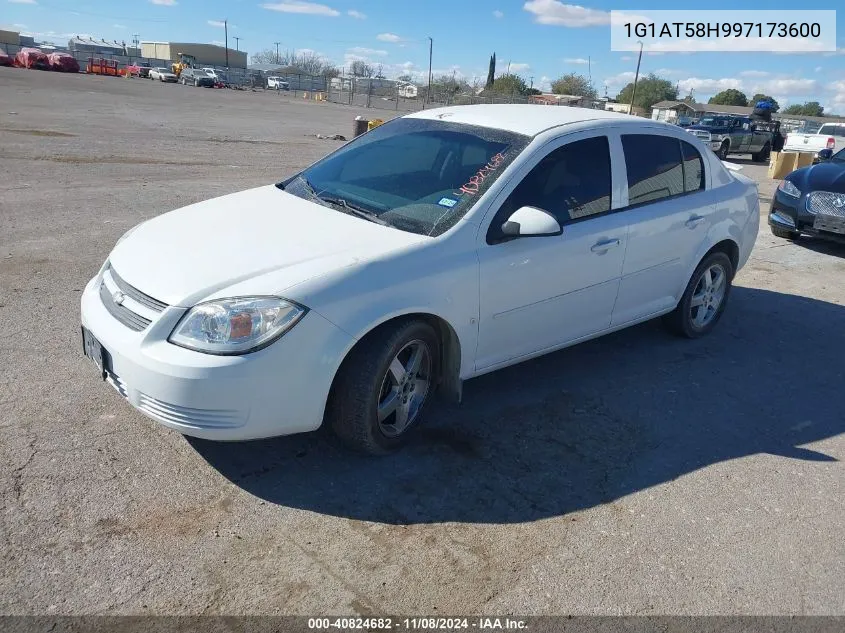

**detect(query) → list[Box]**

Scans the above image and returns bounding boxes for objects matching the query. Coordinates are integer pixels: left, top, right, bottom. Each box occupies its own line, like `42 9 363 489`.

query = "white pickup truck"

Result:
783 121 845 155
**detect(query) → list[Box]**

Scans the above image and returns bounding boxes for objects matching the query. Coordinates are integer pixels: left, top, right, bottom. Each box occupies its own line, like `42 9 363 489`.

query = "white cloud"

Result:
210 40 224 46
376 32 402 43
493 9 503 18
564 57 590 65
112 24 126 29
739 70 769 78
8 0 37 4
150 0 176 5
523 0 609 26
348 46 387 57
207 20 226 27
347 9 366 19
620 55 632 61
260 2 340 17
677 77 743 94
508 62 531 72
815 66 822 73
537 75 552 92
653 67 685 77
603 71 636 90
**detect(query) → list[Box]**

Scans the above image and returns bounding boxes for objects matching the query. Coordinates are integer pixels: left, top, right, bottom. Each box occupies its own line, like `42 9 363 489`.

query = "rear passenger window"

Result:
498 136 612 225
681 141 705 193
622 135 685 205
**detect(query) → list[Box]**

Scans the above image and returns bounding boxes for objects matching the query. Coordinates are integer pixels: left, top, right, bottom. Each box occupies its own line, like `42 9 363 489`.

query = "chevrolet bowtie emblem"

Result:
112 290 126 306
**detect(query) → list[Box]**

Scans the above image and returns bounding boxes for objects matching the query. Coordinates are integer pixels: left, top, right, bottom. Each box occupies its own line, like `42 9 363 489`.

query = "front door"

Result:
475 134 628 371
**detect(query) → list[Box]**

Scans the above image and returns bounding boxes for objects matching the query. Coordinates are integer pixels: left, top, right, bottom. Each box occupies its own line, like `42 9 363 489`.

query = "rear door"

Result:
611 133 714 326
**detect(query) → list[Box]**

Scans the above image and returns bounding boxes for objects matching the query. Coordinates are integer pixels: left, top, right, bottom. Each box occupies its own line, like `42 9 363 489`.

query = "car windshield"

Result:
700 117 732 127
156 68 169 73
279 118 530 236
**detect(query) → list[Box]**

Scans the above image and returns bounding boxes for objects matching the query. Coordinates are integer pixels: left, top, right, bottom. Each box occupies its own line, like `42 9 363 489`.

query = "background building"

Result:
68 36 138 56
140 42 247 69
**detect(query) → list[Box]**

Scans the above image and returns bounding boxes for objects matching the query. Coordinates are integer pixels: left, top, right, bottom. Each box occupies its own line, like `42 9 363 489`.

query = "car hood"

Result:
788 161 845 193
108 185 427 307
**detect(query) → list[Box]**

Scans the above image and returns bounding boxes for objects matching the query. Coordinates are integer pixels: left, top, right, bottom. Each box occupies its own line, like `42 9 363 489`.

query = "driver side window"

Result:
487 136 612 243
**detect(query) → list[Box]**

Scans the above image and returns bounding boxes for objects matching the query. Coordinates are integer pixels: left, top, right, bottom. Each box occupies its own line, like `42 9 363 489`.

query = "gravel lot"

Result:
1 68 843 616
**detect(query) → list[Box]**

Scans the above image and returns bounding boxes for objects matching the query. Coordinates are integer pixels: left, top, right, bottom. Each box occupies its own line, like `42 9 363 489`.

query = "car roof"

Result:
405 104 636 136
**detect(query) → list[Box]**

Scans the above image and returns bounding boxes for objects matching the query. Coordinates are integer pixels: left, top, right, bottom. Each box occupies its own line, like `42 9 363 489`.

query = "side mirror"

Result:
501 206 562 239
816 149 833 162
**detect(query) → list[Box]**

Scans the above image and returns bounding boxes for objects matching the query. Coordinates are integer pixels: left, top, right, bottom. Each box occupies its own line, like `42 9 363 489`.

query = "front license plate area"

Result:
814 215 845 235
81 326 109 379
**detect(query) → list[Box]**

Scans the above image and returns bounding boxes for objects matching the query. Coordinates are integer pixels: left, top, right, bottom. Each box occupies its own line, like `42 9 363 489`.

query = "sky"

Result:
3 0 845 112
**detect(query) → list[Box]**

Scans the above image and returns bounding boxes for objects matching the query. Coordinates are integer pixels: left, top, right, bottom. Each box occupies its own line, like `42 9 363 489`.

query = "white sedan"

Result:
80 105 759 453
149 67 177 82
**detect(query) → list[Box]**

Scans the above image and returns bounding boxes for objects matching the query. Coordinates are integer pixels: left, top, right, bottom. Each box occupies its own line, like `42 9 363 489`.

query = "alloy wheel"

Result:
376 340 432 437
690 263 727 329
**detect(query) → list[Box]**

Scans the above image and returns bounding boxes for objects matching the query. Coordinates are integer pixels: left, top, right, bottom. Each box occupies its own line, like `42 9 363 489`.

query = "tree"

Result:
349 60 374 77
490 73 528 96
616 74 678 110
782 101 824 117
486 53 496 88
374 63 385 79
750 93 780 112
550 72 596 100
397 74 414 83
708 89 748 107
251 49 280 64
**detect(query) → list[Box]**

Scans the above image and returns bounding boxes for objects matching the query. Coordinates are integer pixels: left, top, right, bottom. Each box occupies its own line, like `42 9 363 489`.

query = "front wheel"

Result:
663 251 734 339
717 141 730 160
771 225 799 240
327 320 439 454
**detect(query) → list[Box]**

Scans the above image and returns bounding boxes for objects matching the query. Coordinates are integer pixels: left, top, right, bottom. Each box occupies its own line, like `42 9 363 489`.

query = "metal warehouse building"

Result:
140 42 246 69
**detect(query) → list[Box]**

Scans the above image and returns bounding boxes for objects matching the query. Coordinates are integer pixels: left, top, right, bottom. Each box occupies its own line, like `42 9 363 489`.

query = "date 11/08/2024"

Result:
307 616 528 630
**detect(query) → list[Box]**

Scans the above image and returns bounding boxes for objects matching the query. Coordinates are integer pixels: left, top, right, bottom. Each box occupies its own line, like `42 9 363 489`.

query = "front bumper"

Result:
80 272 354 440
769 189 845 245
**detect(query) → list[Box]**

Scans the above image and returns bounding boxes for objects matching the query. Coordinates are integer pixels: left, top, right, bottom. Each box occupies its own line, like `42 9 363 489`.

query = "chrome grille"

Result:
808 191 845 218
689 130 711 141
108 265 167 312
99 281 151 331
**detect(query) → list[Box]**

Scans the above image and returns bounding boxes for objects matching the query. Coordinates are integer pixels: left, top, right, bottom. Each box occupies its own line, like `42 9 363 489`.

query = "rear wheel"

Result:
771 225 799 240
327 320 439 454
752 143 771 163
663 252 733 339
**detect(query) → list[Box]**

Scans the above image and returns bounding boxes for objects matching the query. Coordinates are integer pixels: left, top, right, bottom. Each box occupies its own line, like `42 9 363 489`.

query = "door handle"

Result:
685 215 706 229
591 238 621 253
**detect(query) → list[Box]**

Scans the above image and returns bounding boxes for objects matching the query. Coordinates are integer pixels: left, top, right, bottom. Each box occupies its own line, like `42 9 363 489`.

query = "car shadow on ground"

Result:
189 287 844 525
791 236 845 258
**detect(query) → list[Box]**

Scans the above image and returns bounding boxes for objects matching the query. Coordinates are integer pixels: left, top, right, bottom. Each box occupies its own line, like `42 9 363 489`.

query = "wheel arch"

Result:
329 311 464 408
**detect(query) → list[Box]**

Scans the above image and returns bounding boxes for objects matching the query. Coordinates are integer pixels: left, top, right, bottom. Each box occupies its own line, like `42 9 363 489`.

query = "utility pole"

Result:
529 76 534 90
274 41 281 64
425 36 433 108
224 20 229 69
233 36 241 51
629 40 643 115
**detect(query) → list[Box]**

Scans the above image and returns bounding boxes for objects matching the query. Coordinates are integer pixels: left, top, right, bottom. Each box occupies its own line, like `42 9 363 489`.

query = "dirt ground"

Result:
0 68 843 616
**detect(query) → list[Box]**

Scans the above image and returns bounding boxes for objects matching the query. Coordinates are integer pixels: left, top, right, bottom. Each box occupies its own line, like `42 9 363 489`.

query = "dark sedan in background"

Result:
769 148 845 245
179 68 215 87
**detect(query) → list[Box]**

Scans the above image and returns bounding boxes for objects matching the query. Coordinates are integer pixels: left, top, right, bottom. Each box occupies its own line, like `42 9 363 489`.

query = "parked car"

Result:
135 62 152 78
201 67 219 81
769 146 845 245
783 121 845 156
686 115 773 162
149 67 178 82
80 105 759 453
179 68 215 87
267 76 289 90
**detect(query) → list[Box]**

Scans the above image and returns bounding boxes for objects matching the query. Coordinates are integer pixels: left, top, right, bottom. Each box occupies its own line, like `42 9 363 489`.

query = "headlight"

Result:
169 297 307 355
778 179 801 198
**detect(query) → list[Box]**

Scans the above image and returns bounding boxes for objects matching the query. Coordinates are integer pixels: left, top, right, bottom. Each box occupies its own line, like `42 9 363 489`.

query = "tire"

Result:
771 225 799 240
717 141 730 160
752 143 771 163
327 320 440 455
663 251 734 339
